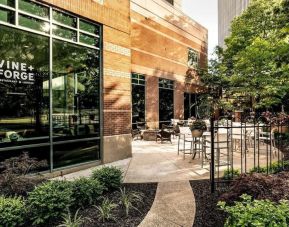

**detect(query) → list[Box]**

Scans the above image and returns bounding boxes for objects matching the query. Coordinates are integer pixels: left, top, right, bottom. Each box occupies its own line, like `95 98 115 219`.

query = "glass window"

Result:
0 25 50 169
188 48 199 68
53 10 76 27
19 14 49 33
53 25 76 41
184 93 198 119
52 39 100 167
159 79 174 127
131 73 145 129
0 8 14 24
0 0 14 7
80 33 99 47
19 0 49 19
53 140 100 168
79 19 99 35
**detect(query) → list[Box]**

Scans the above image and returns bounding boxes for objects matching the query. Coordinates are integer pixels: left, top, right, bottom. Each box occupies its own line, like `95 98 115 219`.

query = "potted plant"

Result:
190 120 207 137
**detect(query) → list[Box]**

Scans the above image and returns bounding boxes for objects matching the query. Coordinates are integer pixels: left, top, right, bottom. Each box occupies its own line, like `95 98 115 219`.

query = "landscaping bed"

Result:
190 180 227 227
81 183 157 227
0 153 157 227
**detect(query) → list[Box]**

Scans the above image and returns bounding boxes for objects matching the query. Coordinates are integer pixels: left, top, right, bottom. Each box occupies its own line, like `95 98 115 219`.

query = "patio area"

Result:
124 138 211 183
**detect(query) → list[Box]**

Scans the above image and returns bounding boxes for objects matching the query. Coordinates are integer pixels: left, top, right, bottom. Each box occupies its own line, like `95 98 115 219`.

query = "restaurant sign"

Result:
0 60 35 85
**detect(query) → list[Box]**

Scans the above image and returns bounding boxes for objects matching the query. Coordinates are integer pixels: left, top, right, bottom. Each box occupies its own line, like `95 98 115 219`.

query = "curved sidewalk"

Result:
139 181 196 227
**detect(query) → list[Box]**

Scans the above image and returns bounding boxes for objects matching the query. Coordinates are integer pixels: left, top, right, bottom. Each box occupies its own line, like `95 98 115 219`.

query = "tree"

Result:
201 0 289 111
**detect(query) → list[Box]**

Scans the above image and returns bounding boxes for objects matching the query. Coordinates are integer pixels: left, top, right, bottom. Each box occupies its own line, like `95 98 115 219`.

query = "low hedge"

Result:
0 196 26 227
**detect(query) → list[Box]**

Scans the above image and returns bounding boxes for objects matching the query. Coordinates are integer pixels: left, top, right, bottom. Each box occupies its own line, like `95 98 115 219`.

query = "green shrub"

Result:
249 161 289 174
27 180 74 225
223 168 240 180
72 177 105 208
219 194 289 227
0 196 26 226
91 166 123 191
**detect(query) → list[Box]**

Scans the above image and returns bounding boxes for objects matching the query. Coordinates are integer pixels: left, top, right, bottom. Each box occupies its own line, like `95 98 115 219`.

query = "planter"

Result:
191 129 203 137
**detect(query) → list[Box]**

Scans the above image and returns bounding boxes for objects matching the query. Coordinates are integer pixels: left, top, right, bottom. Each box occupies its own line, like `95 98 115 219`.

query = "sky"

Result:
182 0 218 58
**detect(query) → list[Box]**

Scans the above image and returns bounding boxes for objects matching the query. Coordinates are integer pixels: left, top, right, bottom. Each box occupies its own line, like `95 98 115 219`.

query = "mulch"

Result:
190 180 227 227
81 183 157 227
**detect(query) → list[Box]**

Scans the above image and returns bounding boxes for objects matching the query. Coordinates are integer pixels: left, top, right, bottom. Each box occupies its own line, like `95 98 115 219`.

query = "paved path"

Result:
139 181 196 227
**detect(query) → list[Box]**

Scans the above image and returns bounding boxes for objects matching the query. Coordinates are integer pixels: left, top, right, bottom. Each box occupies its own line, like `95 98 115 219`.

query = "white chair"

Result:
178 127 194 159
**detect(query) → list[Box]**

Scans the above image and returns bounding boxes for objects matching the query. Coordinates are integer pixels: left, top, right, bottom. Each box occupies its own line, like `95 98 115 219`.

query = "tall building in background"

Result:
218 0 250 47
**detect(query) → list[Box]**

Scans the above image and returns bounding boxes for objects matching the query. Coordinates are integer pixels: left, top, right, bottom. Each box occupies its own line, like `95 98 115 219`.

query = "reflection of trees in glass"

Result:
0 25 49 135
52 39 100 135
159 89 174 122
132 84 145 124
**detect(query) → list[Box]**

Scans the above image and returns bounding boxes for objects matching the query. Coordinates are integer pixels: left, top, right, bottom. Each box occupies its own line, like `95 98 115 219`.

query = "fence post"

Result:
210 117 215 193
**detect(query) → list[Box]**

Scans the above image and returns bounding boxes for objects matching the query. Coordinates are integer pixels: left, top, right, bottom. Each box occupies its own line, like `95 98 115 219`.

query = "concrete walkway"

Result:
139 181 195 227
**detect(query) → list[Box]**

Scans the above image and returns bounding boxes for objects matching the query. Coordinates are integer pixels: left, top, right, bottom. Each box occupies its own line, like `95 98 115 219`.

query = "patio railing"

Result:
209 116 289 193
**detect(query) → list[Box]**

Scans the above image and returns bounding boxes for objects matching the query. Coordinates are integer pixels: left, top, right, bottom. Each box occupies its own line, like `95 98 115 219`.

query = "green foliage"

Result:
71 177 105 208
94 198 118 222
118 188 144 216
58 208 90 227
91 166 123 191
190 120 207 131
223 168 240 180
249 161 289 174
219 194 289 226
0 196 26 227
27 180 74 225
201 0 289 110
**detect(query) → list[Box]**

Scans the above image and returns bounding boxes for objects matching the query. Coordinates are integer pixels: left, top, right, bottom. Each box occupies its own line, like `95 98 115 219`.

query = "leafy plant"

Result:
0 174 46 197
249 161 289 174
0 152 47 196
0 196 27 226
219 194 289 227
94 198 118 222
118 187 144 216
58 208 90 227
27 180 74 225
190 120 207 131
223 168 240 180
220 172 289 203
71 177 105 208
0 152 48 175
91 166 123 191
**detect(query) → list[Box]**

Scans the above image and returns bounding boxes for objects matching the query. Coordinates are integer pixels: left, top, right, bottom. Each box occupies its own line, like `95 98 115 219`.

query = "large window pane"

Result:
53 140 100 168
19 14 49 33
0 0 14 7
53 25 76 41
79 19 99 35
19 0 49 19
159 79 174 127
0 25 50 169
132 84 145 129
80 33 99 47
0 8 14 24
52 39 100 167
53 10 76 27
184 93 198 119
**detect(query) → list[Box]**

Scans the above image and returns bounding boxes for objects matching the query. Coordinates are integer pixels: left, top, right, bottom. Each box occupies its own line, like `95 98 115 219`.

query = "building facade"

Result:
218 0 250 47
0 0 207 174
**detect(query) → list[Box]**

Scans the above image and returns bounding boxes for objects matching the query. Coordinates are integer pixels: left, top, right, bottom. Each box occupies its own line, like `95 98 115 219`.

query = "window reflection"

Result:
159 78 174 127
52 40 100 139
132 73 145 129
0 25 50 167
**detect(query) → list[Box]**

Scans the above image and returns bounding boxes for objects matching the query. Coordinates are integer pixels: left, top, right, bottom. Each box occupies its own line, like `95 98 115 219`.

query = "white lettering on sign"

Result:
0 60 35 85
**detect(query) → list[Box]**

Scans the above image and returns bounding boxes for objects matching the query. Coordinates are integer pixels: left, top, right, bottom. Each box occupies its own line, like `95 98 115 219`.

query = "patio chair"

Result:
177 127 194 159
156 129 172 143
131 128 142 140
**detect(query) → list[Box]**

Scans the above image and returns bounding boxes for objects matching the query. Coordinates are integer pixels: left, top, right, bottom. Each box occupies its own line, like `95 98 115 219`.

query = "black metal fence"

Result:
209 115 289 193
